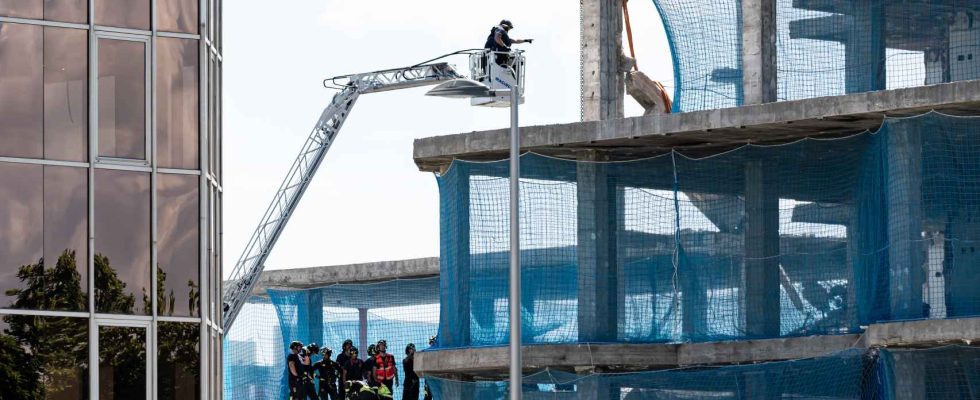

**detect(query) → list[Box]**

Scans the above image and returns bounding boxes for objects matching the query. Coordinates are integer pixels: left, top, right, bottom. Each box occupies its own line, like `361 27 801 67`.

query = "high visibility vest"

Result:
375 354 396 380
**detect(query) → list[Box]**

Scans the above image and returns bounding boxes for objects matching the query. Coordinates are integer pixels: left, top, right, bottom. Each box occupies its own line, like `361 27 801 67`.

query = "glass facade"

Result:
0 0 222 398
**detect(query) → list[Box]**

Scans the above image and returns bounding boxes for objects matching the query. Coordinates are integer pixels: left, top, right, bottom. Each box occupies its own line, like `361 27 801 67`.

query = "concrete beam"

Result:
250 257 439 296
580 0 625 121
417 318 980 378
413 80 980 171
741 0 778 105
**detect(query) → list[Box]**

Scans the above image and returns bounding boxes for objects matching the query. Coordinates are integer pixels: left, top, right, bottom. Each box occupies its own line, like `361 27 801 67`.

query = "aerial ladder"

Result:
222 51 526 329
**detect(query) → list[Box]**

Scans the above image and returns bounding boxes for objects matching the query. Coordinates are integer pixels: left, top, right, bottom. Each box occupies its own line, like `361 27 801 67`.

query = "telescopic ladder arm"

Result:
222 62 461 329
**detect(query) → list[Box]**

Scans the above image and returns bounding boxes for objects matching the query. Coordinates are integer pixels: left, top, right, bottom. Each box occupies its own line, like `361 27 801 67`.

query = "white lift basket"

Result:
469 49 526 107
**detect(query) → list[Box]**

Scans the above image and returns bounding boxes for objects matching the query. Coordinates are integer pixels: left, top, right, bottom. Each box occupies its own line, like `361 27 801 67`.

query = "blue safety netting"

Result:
434 112 980 349
224 277 440 400
424 345 980 399
653 0 980 112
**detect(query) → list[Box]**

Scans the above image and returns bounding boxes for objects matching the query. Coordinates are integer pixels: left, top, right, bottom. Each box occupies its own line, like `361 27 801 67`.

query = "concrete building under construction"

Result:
225 1 980 399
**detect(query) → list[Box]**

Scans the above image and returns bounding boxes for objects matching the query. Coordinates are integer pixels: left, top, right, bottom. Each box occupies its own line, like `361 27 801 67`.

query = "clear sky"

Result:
223 0 674 275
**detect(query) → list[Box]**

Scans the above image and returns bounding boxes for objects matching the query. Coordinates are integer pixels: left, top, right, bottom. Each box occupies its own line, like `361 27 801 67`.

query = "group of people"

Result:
286 337 432 400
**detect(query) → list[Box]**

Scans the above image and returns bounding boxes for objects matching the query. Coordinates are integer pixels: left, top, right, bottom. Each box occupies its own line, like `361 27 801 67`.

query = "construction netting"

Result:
653 0 980 112
435 112 980 349
224 277 440 400
424 345 980 399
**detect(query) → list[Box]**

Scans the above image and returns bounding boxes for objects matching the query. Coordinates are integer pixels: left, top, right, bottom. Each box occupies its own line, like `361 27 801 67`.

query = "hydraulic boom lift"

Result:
222 51 526 329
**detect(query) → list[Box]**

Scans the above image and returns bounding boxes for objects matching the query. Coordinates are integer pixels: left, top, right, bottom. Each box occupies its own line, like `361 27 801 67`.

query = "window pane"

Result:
159 0 197 34
0 163 43 307
98 38 146 160
0 0 40 19
0 164 88 311
0 23 43 159
158 173 200 317
158 37 199 169
99 325 147 400
95 169 151 315
44 27 88 162
0 316 88 399
0 0 87 23
158 322 200 400
44 0 87 24
95 0 149 30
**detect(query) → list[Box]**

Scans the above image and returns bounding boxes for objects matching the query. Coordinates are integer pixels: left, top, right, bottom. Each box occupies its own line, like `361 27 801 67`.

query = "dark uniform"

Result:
484 25 514 65
361 355 376 386
287 353 309 400
336 351 350 399
313 357 341 400
302 353 319 400
402 356 420 400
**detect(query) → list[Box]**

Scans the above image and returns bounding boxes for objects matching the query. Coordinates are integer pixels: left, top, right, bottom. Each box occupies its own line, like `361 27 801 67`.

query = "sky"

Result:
223 0 674 275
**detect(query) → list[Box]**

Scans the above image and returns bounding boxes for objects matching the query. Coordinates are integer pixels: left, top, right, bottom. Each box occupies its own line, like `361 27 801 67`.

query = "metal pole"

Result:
509 87 522 400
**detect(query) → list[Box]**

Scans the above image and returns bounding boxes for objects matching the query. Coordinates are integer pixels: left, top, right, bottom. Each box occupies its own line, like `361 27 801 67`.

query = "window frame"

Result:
93 31 152 167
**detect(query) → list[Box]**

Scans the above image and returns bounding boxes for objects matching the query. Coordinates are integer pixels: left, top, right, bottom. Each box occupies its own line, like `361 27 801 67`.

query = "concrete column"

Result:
845 3 886 93
890 351 927 400
680 253 708 341
358 308 369 355
743 161 780 338
442 166 471 347
886 122 925 320
576 376 618 400
308 290 324 347
741 0 778 105
580 0 626 121
576 151 620 342
739 371 779 400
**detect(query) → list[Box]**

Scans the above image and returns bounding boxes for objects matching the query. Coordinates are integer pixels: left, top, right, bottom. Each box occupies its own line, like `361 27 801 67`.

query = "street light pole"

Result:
508 86 522 400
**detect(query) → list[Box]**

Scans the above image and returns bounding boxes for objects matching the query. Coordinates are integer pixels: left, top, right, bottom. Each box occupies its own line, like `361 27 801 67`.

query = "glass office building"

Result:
0 0 222 398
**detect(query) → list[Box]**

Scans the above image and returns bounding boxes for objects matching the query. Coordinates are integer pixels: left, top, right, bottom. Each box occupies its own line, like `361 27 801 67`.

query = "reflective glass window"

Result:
158 322 200 400
0 163 43 306
0 23 42 159
95 0 149 30
157 37 199 169
98 38 147 160
0 0 86 23
158 0 198 34
0 164 88 311
44 27 88 162
157 173 200 317
98 325 147 399
95 169 151 315
0 316 88 399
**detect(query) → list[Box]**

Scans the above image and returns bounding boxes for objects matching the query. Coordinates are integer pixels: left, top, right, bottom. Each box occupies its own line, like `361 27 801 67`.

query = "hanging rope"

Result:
622 0 639 71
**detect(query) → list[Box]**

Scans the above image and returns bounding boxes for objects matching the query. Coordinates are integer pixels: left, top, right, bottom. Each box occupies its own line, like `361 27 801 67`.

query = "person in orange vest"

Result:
373 340 399 392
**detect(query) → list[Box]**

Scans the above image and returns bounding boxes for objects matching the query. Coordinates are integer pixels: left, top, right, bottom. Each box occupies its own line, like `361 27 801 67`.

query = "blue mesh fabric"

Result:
423 346 980 399
224 278 439 400
653 0 980 111
434 112 980 348
427 348 876 399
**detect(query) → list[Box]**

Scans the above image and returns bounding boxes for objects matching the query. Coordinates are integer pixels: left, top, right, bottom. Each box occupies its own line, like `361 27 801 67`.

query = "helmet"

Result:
290 341 303 350
406 343 416 354
351 346 359 356
307 343 320 355
500 19 514 29
323 347 333 358
342 339 353 349
367 344 377 356
377 340 387 349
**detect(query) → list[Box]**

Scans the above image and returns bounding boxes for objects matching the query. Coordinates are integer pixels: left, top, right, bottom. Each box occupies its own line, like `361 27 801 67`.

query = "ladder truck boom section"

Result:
221 62 462 329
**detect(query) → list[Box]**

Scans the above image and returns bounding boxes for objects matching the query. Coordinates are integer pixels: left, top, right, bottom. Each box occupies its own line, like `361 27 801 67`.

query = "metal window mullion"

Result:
93 163 153 172
158 315 204 323
93 25 152 36
0 16 88 29
150 0 159 393
197 0 210 396
0 156 89 168
158 31 199 40
87 0 98 394
158 167 202 175
0 309 90 318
